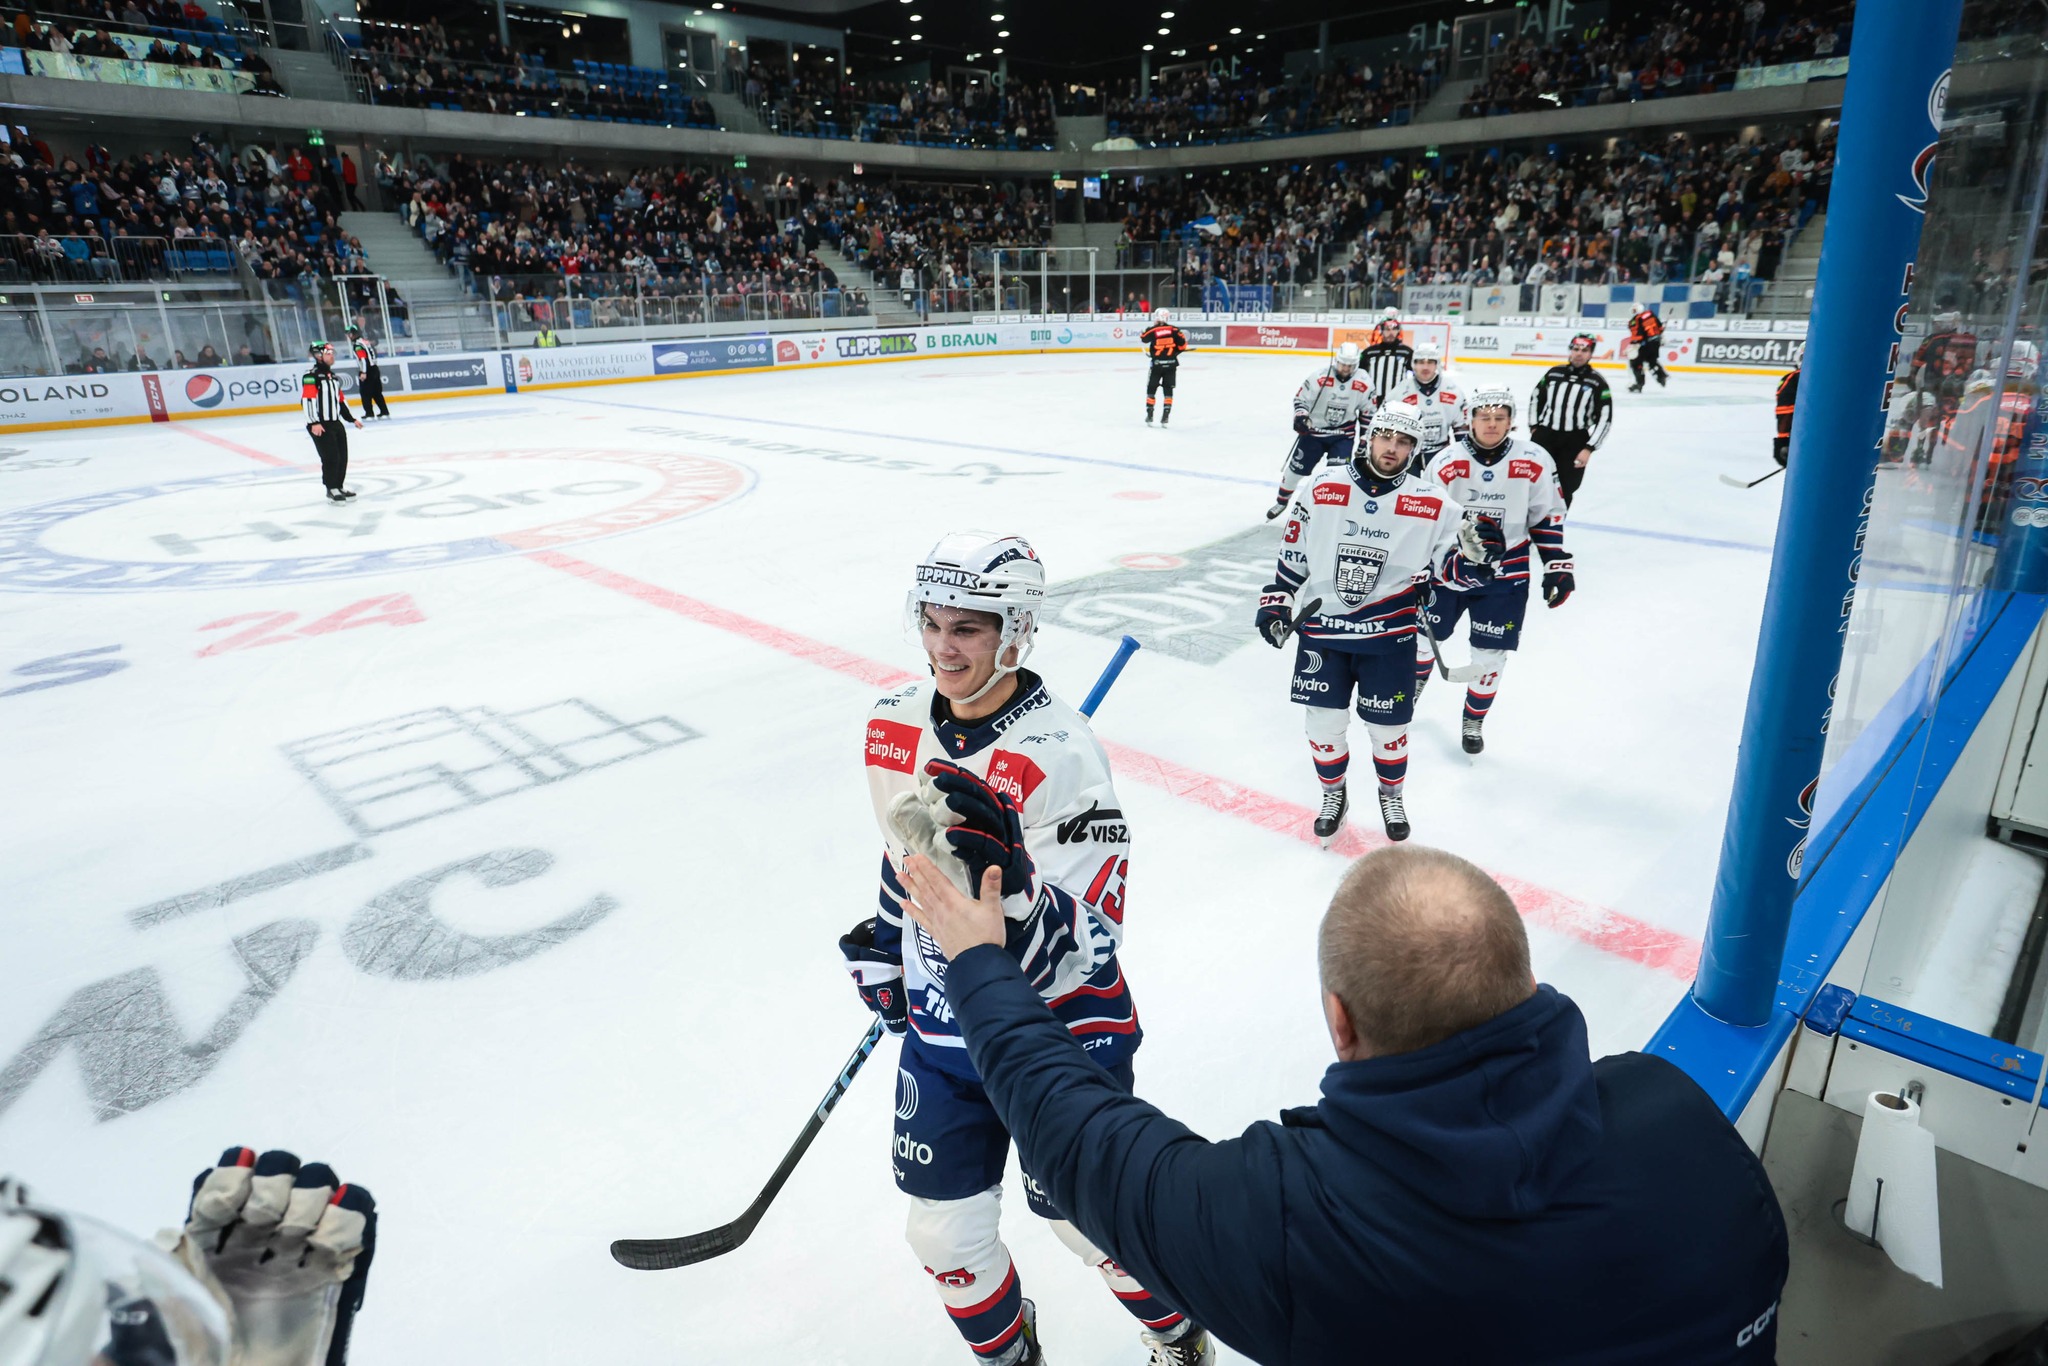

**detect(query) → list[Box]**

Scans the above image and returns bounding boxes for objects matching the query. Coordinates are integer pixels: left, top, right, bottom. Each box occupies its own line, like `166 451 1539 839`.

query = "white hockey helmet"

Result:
907 532 1046 702
1367 404 1426 445
1152 307 1169 322
1469 383 1516 420
2009 339 2040 380
1332 341 1361 374
0 1179 231 1366
1413 340 1444 363
1382 306 1400 321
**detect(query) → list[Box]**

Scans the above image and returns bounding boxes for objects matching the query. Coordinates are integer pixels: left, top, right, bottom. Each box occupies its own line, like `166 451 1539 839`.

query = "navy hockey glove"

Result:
1257 589 1297 648
922 759 1037 901
1293 413 1312 436
1543 561 1576 608
839 918 907 1034
1458 513 1507 566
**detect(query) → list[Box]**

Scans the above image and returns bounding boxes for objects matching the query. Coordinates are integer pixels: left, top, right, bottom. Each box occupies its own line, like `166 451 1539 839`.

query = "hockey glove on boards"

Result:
163 1146 377 1366
838 918 908 1035
1256 590 1298 648
1542 561 1576 608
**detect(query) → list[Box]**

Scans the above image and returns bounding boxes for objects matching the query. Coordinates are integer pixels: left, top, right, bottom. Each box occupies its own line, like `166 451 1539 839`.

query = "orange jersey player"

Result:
1140 308 1189 426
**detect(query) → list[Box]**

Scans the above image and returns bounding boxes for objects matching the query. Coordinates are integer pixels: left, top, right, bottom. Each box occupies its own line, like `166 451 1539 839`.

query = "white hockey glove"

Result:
160 1147 376 1366
886 778 974 897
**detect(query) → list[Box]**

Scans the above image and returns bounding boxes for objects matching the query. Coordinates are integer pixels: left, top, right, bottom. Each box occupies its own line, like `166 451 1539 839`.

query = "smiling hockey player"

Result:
1387 340 1470 472
844 532 1214 1366
1257 407 1502 843
1417 385 1574 755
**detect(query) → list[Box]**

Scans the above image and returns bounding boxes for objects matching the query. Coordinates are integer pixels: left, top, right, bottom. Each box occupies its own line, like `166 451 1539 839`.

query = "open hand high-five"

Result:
898 854 1006 961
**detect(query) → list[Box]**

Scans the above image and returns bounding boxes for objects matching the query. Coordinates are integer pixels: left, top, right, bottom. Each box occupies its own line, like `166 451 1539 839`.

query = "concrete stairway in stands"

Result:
815 243 920 326
1754 212 1826 320
261 47 354 104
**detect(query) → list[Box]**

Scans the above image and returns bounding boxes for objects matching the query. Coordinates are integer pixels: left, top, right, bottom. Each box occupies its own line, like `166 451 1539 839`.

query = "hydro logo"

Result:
1301 649 1324 672
894 1069 919 1120
184 374 225 409
894 1132 934 1165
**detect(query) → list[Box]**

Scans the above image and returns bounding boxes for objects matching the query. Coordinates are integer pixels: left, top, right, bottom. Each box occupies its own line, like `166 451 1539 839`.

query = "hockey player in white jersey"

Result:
843 532 1214 1366
1257 406 1503 842
1266 341 1378 520
1386 341 1470 472
1417 385 1575 755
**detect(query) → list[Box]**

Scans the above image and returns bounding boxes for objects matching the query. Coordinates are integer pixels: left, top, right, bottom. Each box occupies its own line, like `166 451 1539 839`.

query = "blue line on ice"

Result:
547 393 1771 555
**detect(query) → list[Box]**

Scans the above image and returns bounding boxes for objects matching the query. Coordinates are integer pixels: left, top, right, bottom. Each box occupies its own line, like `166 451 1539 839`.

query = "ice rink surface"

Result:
0 350 1784 1364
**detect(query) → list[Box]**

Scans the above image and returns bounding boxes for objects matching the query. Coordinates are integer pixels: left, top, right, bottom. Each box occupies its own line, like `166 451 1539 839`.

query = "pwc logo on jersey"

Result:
983 749 1047 805
866 719 921 773
1313 484 1350 506
1395 494 1441 519
1509 459 1543 482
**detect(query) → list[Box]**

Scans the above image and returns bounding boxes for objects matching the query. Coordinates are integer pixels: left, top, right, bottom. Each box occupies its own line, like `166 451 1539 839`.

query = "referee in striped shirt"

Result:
1527 334 1615 507
303 339 362 503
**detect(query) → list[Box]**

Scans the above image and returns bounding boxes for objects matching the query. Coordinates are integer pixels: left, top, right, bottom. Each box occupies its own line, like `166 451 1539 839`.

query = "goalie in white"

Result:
842 532 1214 1366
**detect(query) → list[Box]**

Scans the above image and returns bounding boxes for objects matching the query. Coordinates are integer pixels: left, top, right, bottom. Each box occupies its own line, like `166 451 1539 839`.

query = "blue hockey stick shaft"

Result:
1078 635 1142 718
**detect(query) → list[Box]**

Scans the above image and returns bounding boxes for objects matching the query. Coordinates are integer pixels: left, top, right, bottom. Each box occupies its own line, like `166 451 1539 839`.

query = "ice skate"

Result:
1315 783 1348 847
1142 1324 1215 1366
326 488 347 503
1377 785 1410 841
1266 498 1289 521
1145 406 1154 424
1462 714 1486 754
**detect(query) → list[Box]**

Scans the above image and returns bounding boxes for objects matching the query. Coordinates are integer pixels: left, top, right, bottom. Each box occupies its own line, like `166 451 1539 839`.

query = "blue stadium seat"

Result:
207 249 232 270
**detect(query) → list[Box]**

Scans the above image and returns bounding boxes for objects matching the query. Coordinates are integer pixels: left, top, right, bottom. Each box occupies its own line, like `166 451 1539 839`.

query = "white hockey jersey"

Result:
1272 463 1486 649
1388 368 1472 459
1423 436 1569 584
864 672 1138 1075
1293 364 1378 437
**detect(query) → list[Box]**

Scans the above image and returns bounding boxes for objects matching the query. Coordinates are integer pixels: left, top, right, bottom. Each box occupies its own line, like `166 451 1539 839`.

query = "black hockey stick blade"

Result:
1291 597 1323 629
610 1016 887 1271
1719 467 1784 489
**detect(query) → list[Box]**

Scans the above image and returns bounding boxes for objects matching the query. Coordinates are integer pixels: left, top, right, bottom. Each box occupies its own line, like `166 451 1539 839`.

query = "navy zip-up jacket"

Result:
947 948 1787 1365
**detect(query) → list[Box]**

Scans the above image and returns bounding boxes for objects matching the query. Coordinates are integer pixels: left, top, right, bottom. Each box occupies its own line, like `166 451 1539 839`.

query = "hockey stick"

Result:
1269 596 1324 646
608 636 1145 1272
1719 466 1784 489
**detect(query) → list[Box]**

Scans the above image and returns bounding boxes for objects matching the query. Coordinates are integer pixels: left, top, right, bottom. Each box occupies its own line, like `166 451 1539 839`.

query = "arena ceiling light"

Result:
997 29 1008 37
1158 27 1170 34
1142 42 1153 50
990 11 1004 19
910 32 921 39
1229 26 1241 34
991 46 1003 53
908 12 920 19
1161 9 1174 16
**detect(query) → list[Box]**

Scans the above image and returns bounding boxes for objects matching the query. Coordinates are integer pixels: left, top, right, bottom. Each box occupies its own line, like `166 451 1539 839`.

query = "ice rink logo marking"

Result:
0 448 753 593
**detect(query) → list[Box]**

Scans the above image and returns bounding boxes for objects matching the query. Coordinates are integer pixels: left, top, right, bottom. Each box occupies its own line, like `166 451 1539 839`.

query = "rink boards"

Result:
0 316 1808 434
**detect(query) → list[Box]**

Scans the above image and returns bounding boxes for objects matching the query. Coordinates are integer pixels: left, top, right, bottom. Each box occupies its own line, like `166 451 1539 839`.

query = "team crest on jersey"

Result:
984 749 1047 805
1313 484 1349 506
1335 543 1388 606
1509 459 1543 481
866 719 921 773
1395 494 1440 519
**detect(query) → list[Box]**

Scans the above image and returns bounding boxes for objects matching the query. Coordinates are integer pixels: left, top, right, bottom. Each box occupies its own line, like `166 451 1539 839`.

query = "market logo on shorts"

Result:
0 448 754 593
184 373 225 408
837 333 918 359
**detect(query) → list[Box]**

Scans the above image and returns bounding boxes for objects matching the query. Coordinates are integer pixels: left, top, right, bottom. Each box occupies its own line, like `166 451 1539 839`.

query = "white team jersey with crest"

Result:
1293 365 1379 436
1274 465 1471 647
1388 368 1472 458
863 675 1137 1067
1423 436 1567 584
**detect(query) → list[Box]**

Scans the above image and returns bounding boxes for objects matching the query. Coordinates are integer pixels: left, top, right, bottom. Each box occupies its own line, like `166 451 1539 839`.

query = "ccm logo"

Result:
1509 459 1544 481
1736 1300 1778 1348
1395 494 1441 519
984 749 1047 805
1313 484 1350 506
866 719 921 773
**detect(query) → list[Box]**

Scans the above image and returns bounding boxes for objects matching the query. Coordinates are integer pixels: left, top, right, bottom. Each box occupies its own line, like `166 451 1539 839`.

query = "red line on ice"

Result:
178 426 296 467
530 549 1700 979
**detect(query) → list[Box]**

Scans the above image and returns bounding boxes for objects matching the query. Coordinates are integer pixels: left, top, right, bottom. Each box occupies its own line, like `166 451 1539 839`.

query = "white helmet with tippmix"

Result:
0 1179 231 1366
1469 383 1516 425
1333 341 1361 374
907 532 1046 702
1367 404 1426 445
1152 307 1169 322
1413 341 1444 364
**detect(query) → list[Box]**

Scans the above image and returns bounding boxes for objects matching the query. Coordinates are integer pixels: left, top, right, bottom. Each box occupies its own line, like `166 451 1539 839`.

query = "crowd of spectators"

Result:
0 131 367 302
1104 57 1435 147
795 172 1049 311
4 0 283 91
346 18 713 126
1459 0 1855 117
389 154 854 324
1111 123 1833 310
750 62 1057 150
